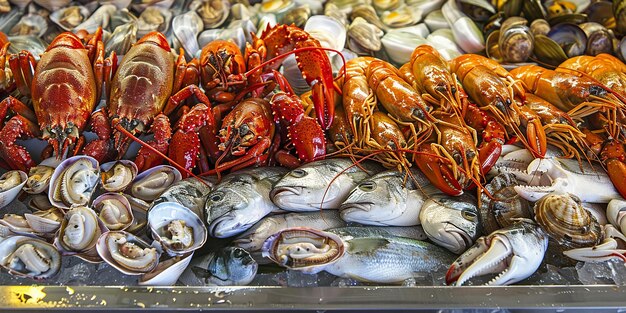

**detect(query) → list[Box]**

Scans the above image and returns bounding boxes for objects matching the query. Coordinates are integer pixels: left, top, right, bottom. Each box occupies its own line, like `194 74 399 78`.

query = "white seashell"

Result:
148 202 207 255
23 157 58 194
0 236 61 279
33 0 71 11
216 25 247 53
256 14 277 37
93 193 134 231
406 0 446 16
304 15 347 56
24 208 63 234
97 231 159 275
72 4 116 33
56 206 102 254
100 160 137 192
231 3 256 21
105 22 137 56
259 0 294 21
189 0 230 29
295 0 324 14
49 6 91 32
136 6 172 37
391 23 430 38
131 165 182 202
100 0 132 10
139 253 193 286
131 0 173 13
27 194 53 211
49 156 100 209
0 170 27 210
9 14 47 38
171 10 204 59
381 29 428 64
0 214 33 234
426 28 463 60
424 9 448 32
441 0 484 53
380 5 423 28
198 29 223 49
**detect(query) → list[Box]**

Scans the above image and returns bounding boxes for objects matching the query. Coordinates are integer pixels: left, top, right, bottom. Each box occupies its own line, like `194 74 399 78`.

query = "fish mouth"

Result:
339 202 376 223
209 215 252 238
271 186 302 198
271 186 307 210
429 222 472 254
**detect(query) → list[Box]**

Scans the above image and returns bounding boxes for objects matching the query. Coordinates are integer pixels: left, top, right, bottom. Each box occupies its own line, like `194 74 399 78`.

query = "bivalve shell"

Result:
49 156 100 210
0 170 27 210
100 160 137 192
55 206 104 259
148 202 207 255
130 165 182 202
93 193 134 231
138 253 193 286
96 230 159 275
0 236 61 280
23 157 58 194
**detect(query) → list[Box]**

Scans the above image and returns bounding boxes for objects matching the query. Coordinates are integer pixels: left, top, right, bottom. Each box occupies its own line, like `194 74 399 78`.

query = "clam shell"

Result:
23 157 58 194
130 165 182 202
0 170 27 210
93 193 134 231
171 10 203 59
33 0 71 11
499 24 534 63
0 214 34 234
105 22 137 56
530 19 551 36
381 29 428 64
260 0 294 21
349 5 384 30
533 34 568 67
441 0 484 53
27 194 53 211
0 236 61 280
479 173 533 235
456 0 495 22
96 230 159 275
426 29 463 60
9 14 47 37
100 0 132 10
304 15 346 56
380 6 422 28
424 9 448 32
73 4 116 33
6 35 46 59
347 17 384 54
256 14 277 37
24 208 63 234
100 160 137 192
148 202 207 255
49 6 90 32
131 0 174 13
190 0 230 29
55 206 103 254
547 23 587 58
534 192 602 249
138 253 193 286
48 155 100 210
137 6 172 38
282 5 311 28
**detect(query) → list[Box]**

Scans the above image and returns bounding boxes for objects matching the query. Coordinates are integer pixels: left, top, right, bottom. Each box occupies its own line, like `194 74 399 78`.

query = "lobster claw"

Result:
415 145 463 196
606 158 626 199
477 139 502 175
522 118 547 159
446 220 547 286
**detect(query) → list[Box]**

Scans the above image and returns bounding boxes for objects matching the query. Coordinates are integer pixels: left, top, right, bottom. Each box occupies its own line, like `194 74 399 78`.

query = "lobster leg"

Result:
8 51 36 97
0 42 14 94
414 144 464 196
163 84 213 117
168 103 214 176
202 137 272 176
0 115 40 171
602 140 626 199
134 113 171 172
82 109 113 162
463 103 506 174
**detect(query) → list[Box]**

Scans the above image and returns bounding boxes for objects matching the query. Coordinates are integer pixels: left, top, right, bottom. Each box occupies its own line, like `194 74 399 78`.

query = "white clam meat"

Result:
49 156 100 209
101 160 137 192
93 193 134 231
0 170 27 210
97 231 159 274
148 202 207 255
0 236 61 279
131 165 181 201
57 206 102 253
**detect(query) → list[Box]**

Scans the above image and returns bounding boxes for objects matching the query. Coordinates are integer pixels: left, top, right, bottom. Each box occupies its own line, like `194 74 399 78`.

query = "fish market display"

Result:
0 0 625 290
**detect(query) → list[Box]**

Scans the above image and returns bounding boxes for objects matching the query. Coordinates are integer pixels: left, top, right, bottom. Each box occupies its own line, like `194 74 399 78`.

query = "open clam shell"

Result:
24 208 64 235
23 157 59 194
73 4 116 33
96 230 160 275
55 206 105 261
100 160 137 192
148 202 207 255
0 236 61 280
137 6 172 37
190 0 230 29
49 6 91 31
547 23 587 58
261 227 345 273
49 156 100 210
93 193 134 231
138 253 193 286
0 214 34 235
171 10 204 59
0 170 27 210
33 0 71 11
130 165 182 202
27 195 53 211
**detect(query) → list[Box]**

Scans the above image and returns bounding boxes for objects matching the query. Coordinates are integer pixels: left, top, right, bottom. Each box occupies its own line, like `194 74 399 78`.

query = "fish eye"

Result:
461 209 477 221
210 192 223 202
233 248 245 258
358 181 376 192
290 169 307 178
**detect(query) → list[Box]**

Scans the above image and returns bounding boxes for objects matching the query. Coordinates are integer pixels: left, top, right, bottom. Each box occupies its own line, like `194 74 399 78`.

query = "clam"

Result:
282 5 311 28
171 10 204 59
533 34 568 67
380 6 422 28
456 0 495 23
138 253 193 286
0 214 33 234
27 194 53 211
9 14 47 37
93 193 133 231
49 6 90 31
100 160 137 192
347 17 384 55
148 202 207 255
0 170 27 210
130 0 174 13
24 208 63 234
137 6 172 38
304 15 346 56
587 1 614 29
0 0 8 13
381 29 428 64
100 0 132 9
530 19 550 36
479 173 533 235
373 0 402 12
580 22 614 56
6 36 46 58
406 0 446 17
350 5 386 31
259 0 294 21
130 165 182 202
56 206 103 254
23 158 57 194
424 9 448 32
499 23 534 63
110 8 137 30
426 29 463 60
547 23 587 58
190 0 230 29
231 3 256 22
522 0 547 21
73 4 116 33
256 14 277 37
534 192 602 249
97 231 159 274
32 0 71 11
49 156 100 209
324 3 347 26
0 236 61 280
105 22 137 56
441 0 484 53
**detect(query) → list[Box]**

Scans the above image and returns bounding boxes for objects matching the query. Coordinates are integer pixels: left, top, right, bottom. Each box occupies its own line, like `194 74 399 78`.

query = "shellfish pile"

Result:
0 0 626 289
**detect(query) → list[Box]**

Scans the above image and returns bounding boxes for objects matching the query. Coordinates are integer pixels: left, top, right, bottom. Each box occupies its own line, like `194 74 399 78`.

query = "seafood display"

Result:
1 0 626 291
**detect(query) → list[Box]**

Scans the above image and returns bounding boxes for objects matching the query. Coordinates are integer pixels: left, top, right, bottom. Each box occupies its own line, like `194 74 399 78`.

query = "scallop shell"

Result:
56 206 103 255
0 170 26 210
148 202 207 255
93 193 134 231
49 6 91 32
130 165 182 202
49 156 100 209
0 236 61 280
534 192 602 249
261 227 344 273
23 157 58 194
138 253 193 286
100 160 137 192
96 231 159 275
479 173 533 235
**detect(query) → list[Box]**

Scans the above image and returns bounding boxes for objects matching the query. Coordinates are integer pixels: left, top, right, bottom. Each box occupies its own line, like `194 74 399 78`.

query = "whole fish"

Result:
270 158 383 211
340 169 436 226
179 247 258 286
205 167 288 238
419 193 480 254
232 211 346 262
150 178 214 221
262 227 454 283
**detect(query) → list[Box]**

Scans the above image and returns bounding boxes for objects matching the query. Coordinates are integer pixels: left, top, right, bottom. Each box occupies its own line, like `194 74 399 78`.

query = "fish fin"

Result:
347 238 390 255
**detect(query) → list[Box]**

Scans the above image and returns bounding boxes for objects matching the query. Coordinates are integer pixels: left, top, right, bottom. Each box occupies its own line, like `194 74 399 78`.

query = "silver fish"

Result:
271 158 383 211
150 178 214 221
205 167 288 238
340 169 436 226
262 227 455 283
232 211 346 263
179 247 257 286
419 193 480 254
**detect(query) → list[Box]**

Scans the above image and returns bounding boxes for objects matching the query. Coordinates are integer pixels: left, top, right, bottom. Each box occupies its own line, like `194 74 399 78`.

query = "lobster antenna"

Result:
114 124 211 188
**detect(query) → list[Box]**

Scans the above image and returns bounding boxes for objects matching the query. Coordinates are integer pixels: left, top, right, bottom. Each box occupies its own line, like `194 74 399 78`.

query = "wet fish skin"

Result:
150 178 214 221
271 158 384 212
180 247 258 286
205 167 288 238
